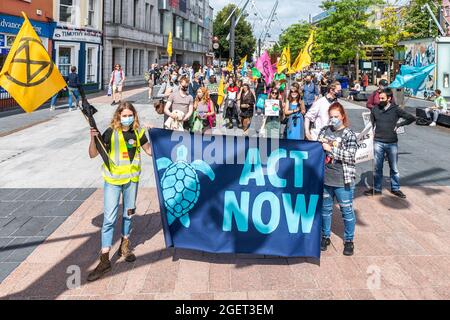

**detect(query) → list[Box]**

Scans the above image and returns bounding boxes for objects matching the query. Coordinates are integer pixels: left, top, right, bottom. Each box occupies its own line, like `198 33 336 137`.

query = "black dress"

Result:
239 91 255 118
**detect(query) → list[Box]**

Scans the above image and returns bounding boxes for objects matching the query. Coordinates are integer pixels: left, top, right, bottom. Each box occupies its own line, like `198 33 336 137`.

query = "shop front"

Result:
0 13 56 110
53 26 103 92
0 13 56 72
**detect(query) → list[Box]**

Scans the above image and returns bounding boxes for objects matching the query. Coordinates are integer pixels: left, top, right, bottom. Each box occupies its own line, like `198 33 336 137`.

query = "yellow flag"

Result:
217 77 225 106
0 13 66 113
239 55 247 69
277 46 291 74
294 31 314 72
167 32 173 58
226 59 233 72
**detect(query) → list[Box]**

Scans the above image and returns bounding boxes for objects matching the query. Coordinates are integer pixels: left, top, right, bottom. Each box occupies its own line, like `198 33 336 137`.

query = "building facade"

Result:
0 0 56 70
52 0 103 92
103 0 213 87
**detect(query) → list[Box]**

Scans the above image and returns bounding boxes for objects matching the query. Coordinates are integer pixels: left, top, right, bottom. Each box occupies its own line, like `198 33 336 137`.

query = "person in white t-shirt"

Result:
304 81 342 141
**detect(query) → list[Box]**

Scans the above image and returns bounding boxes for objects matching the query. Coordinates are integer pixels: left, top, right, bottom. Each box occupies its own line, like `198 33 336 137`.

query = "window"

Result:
139 50 144 75
191 23 198 43
58 47 72 77
161 12 173 35
175 16 183 39
133 49 139 76
86 47 97 83
133 0 139 28
183 20 190 41
198 27 203 44
60 0 74 24
126 49 132 76
88 0 96 27
145 4 150 30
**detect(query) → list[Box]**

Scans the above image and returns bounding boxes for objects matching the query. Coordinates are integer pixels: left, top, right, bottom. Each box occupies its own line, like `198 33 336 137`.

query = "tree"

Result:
379 6 410 79
404 0 440 39
212 4 257 62
271 21 313 58
313 0 383 66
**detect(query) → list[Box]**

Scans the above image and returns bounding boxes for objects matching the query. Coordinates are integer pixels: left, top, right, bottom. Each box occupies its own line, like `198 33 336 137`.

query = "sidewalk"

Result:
0 86 148 137
0 185 449 300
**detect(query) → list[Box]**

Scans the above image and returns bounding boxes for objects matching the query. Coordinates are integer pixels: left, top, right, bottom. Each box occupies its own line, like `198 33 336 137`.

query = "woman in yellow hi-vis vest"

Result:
87 102 152 282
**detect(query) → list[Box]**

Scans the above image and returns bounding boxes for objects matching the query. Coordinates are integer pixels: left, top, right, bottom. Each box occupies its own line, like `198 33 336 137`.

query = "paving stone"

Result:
3 237 45 263
12 217 54 237
0 202 24 218
0 216 31 236
0 262 20 283
15 189 49 201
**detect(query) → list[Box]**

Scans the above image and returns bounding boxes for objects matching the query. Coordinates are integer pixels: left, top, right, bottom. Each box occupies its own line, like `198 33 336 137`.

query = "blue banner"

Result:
0 14 56 39
150 129 324 258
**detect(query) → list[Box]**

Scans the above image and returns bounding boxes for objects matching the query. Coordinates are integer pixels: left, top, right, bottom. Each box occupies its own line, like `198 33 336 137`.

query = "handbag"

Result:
107 85 112 96
256 94 268 110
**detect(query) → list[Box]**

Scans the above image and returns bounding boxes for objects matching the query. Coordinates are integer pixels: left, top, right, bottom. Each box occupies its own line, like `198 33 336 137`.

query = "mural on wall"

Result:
402 40 436 98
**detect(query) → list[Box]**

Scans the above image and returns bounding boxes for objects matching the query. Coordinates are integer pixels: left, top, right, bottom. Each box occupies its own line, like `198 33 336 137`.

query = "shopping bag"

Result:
256 94 268 110
107 85 112 96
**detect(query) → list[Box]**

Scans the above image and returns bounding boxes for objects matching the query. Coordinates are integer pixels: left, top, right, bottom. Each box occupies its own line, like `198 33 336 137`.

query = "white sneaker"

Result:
69 108 73 112
50 106 55 111
429 122 436 126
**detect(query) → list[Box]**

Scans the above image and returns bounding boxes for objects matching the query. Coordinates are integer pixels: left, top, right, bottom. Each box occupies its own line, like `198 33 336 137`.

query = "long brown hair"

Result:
328 102 350 127
194 87 210 106
110 101 141 131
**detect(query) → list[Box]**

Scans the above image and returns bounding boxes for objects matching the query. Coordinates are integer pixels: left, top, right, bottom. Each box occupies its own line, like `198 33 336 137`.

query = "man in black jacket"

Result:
364 88 416 199
67 66 81 111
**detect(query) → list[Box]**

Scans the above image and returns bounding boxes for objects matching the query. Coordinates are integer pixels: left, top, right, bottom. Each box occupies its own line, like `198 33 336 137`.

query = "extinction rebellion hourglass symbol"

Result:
4 37 54 87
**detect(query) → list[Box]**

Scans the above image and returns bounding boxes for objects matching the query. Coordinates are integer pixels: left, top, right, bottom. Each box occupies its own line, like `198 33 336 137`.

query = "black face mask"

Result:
327 96 336 104
181 85 189 92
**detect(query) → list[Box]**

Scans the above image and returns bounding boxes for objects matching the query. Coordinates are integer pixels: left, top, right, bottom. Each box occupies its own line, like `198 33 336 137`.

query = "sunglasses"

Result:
271 92 278 94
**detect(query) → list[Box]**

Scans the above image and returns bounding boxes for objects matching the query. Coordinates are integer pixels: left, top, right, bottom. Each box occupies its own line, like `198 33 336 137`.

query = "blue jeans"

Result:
321 185 356 242
374 141 400 192
68 87 80 108
102 181 138 249
50 93 58 106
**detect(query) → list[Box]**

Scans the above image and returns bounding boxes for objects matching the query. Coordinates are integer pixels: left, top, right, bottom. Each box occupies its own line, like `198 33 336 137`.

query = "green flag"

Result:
251 68 261 79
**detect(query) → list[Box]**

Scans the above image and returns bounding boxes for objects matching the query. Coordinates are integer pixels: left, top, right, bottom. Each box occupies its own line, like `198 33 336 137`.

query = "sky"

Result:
209 0 323 41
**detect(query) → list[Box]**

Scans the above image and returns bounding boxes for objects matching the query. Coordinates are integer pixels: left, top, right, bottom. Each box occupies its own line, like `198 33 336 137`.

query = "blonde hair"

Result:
194 87 210 106
110 101 141 131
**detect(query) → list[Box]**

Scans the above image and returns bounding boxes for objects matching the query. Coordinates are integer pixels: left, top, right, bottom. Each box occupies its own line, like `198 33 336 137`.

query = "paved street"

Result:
0 88 449 299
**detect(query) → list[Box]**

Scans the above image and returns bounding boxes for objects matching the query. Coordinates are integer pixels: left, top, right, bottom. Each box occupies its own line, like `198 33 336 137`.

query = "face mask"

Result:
181 85 189 92
329 117 342 130
121 116 134 127
172 76 178 82
379 101 388 109
327 96 336 104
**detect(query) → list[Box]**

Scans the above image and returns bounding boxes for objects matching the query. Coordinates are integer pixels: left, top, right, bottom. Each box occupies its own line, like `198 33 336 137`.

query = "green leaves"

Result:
212 4 257 61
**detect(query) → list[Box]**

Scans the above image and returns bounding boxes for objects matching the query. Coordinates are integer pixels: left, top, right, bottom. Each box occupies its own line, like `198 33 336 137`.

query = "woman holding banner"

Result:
87 102 152 282
318 102 358 256
284 86 306 140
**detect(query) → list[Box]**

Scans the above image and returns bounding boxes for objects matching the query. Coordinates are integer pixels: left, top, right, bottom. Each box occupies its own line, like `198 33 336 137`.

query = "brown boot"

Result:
118 237 136 262
87 252 112 282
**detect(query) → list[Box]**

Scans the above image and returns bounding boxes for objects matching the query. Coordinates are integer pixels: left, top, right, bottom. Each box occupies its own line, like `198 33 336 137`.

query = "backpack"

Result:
416 117 432 126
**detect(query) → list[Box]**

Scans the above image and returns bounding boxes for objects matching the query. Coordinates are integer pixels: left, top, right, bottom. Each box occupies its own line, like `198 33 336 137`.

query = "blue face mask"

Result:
121 116 134 127
329 117 342 130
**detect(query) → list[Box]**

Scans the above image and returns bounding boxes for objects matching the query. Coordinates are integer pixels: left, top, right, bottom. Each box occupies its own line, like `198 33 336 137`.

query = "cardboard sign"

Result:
264 99 280 116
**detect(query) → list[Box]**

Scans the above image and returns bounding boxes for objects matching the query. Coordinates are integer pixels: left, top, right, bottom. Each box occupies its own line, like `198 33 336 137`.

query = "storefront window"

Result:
60 0 74 24
86 47 95 83
58 47 72 77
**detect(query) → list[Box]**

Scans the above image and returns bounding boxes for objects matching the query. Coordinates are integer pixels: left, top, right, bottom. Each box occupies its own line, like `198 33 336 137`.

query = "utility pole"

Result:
230 14 236 61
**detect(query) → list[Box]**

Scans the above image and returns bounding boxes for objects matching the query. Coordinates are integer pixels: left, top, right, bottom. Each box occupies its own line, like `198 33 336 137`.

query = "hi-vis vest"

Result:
102 128 146 185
